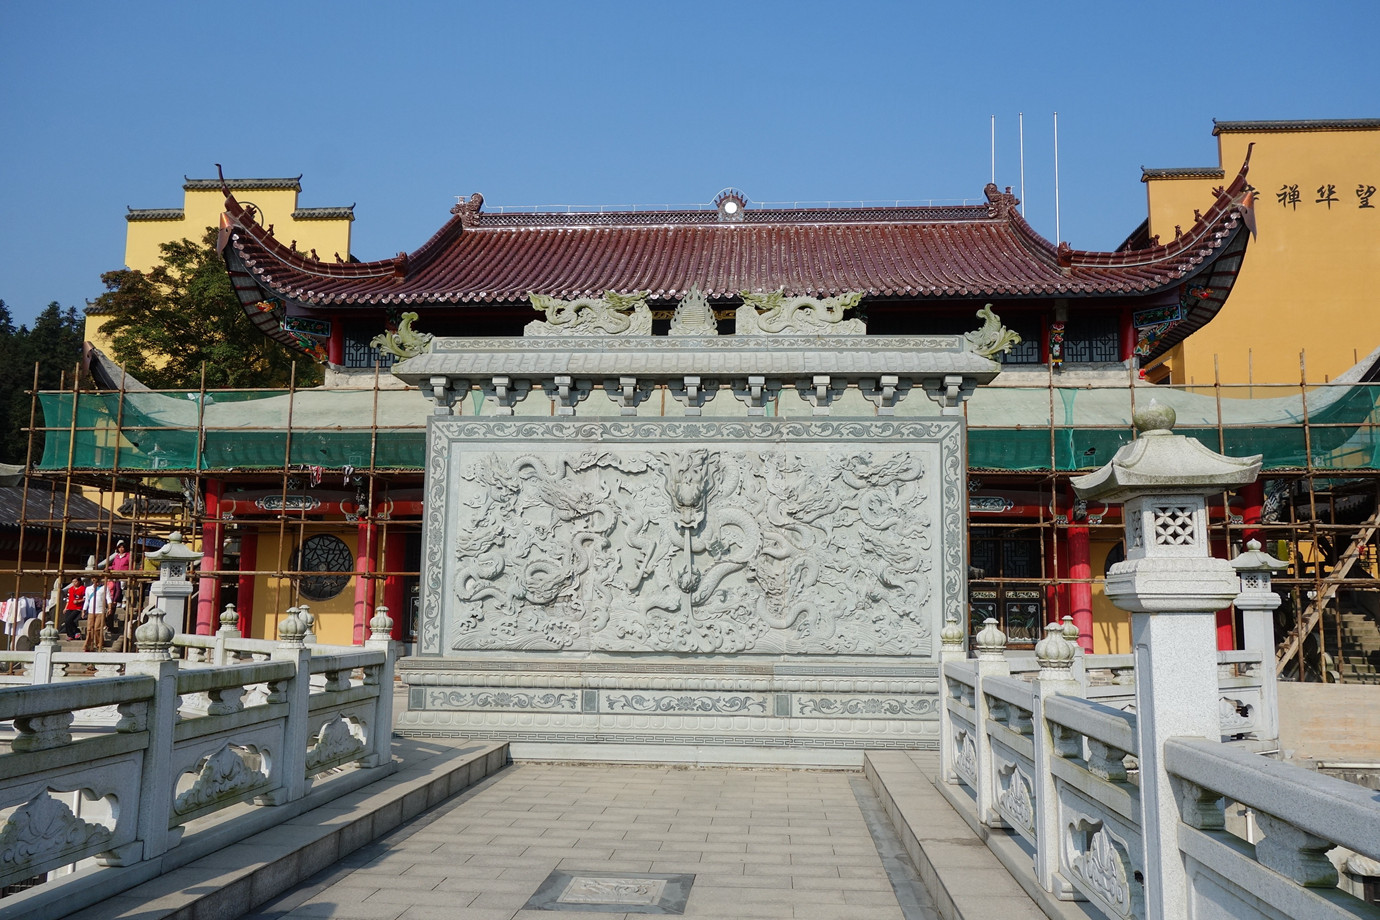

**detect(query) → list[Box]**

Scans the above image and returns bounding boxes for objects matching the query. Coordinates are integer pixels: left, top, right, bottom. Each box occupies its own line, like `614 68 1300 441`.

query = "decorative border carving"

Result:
427 689 580 712
420 426 449 654
794 695 938 718
603 693 768 714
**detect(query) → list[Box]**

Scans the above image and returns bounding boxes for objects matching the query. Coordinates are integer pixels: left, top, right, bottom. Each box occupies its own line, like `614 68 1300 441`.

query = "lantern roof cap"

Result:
147 531 201 565
1070 399 1261 502
1231 538 1288 572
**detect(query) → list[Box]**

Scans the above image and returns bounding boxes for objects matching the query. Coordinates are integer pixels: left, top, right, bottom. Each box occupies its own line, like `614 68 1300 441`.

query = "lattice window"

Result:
343 328 392 369
297 534 354 601
1001 318 1043 365
1152 506 1196 546
1062 315 1120 363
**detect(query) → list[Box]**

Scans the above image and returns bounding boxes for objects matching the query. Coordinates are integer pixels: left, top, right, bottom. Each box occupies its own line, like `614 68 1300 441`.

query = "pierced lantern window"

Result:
296 534 353 601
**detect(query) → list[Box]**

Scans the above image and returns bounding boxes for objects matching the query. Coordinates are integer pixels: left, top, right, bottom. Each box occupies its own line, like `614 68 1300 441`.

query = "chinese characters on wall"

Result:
1275 182 1376 210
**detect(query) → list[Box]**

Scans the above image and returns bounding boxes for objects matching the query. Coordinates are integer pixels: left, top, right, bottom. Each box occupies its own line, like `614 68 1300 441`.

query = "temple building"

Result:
38 145 1380 681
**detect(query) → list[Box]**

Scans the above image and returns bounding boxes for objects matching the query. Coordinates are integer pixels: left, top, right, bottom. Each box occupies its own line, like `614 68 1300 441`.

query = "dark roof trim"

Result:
185 176 303 191
126 208 186 221
1213 118 1380 134
1140 167 1225 182
292 206 356 221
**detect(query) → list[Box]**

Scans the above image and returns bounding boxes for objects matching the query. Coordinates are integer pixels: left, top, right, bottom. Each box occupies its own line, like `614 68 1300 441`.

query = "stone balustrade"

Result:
939 625 1380 920
0 608 396 918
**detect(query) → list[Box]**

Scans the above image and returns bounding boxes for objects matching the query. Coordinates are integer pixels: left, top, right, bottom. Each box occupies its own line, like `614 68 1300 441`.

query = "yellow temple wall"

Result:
87 181 353 352
1145 124 1380 386
245 528 360 646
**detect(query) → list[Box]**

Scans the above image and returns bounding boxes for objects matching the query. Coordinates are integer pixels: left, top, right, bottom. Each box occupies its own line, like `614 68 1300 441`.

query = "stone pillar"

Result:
938 611 967 785
195 480 223 635
1072 400 1260 920
1032 621 1080 896
973 617 1010 828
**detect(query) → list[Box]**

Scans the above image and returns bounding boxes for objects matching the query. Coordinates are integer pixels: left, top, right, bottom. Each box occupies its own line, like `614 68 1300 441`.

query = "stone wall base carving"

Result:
396 655 939 765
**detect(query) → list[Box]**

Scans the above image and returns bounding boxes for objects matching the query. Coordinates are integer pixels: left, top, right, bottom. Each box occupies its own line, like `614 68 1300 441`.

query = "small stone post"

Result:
363 606 396 768
146 532 202 637
270 608 311 803
938 611 967 785
973 616 1009 827
1031 621 1082 897
1072 401 1260 920
1231 539 1287 745
127 609 180 859
1062 615 1087 690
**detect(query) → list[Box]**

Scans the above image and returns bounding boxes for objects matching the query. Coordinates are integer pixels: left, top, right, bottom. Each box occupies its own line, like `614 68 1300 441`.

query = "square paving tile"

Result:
523 869 695 915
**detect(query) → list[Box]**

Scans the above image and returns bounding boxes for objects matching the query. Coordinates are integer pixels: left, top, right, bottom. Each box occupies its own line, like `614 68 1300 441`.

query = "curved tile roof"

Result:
222 154 1252 314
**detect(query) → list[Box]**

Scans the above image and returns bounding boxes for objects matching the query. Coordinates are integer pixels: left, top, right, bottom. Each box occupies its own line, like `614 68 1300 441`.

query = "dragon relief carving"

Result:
735 289 866 335
525 291 653 336
447 447 933 655
0 790 113 868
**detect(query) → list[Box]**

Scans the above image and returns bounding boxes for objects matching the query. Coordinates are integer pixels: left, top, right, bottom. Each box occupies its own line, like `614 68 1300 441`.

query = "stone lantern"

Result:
146 532 202 636
1231 538 1288 742
1071 400 1261 920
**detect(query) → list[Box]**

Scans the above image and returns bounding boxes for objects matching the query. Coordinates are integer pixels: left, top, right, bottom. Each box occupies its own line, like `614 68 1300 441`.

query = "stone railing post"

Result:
1031 621 1082 898
1232 539 1287 745
213 603 240 665
938 611 967 785
973 616 1009 828
30 624 60 684
269 609 311 803
1072 401 1260 920
127 611 181 860
362 606 396 767
1062 615 1087 690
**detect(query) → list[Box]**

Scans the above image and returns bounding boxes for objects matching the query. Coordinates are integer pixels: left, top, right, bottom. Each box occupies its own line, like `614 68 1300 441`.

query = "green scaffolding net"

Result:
36 380 1380 474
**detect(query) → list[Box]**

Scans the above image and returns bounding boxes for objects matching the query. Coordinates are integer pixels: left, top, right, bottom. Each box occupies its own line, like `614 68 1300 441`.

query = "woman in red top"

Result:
61 578 85 639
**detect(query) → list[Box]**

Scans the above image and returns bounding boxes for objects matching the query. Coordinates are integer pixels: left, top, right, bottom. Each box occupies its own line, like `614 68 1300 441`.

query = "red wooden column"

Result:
195 479 223 635
328 322 344 366
382 527 406 641
1119 308 1138 362
1067 523 1094 652
352 519 377 645
1240 481 1264 546
236 528 257 636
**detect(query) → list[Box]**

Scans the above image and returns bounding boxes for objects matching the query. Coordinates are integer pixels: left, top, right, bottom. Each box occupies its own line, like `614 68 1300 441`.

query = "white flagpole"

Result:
1053 111 1062 243
1019 112 1026 217
991 115 996 185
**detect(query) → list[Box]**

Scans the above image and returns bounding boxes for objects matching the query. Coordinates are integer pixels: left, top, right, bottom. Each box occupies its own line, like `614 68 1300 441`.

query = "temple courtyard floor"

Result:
240 759 939 920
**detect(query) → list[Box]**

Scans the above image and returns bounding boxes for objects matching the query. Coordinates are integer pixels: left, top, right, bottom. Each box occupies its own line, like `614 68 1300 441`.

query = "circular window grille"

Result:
296 534 353 601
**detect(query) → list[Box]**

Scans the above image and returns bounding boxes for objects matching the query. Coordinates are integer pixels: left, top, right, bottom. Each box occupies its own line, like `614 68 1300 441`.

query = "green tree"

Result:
91 229 321 389
0 300 85 463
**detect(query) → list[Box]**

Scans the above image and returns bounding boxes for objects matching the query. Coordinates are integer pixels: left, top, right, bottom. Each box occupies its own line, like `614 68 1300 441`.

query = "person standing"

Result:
82 579 109 652
61 578 85 639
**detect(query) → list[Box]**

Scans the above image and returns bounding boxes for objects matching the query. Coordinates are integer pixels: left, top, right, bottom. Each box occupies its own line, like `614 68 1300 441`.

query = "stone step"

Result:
51 738 510 920
866 750 1075 920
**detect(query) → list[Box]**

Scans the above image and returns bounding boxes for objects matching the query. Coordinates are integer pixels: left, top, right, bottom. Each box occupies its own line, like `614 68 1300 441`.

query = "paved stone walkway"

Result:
246 762 939 920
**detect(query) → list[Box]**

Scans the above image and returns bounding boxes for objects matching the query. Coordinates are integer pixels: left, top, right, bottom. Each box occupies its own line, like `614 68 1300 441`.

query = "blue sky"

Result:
1 1 1376 326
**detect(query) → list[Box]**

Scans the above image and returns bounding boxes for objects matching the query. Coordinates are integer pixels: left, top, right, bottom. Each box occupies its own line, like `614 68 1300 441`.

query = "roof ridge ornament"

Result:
984 183 1020 219
735 289 866 336
964 305 1021 358
525 291 653 336
371 312 434 360
451 192 484 227
669 285 718 337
